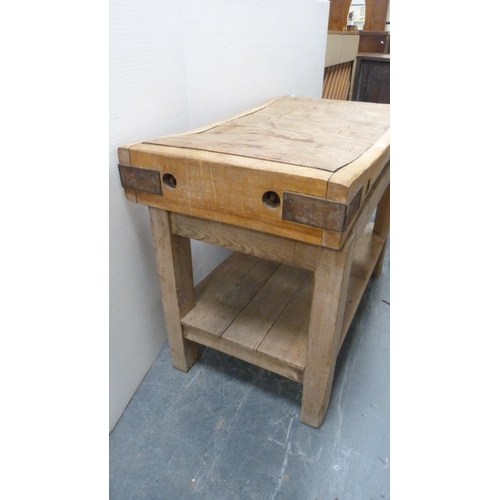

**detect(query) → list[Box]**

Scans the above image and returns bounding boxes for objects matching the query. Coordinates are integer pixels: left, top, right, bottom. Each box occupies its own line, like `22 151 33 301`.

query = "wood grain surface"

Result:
144 96 389 173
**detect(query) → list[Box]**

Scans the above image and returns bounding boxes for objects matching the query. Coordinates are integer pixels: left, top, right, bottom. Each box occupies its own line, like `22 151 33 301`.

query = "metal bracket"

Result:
282 187 362 232
118 165 162 195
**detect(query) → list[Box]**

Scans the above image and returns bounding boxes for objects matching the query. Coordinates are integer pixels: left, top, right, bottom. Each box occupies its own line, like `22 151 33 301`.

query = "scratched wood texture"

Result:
144 96 389 173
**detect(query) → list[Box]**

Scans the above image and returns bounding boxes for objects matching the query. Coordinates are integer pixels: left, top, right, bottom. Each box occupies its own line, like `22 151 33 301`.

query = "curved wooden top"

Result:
144 96 390 173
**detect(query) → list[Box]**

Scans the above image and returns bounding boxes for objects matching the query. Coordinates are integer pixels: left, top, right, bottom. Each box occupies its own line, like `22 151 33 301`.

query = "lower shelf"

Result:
182 223 385 383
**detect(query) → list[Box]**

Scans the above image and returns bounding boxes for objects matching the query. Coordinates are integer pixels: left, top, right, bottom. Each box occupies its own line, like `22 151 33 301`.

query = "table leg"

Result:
300 236 356 428
372 184 390 277
149 207 200 372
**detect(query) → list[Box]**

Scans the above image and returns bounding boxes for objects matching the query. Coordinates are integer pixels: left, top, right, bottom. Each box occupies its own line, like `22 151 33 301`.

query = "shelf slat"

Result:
221 264 308 349
258 273 313 370
182 253 279 336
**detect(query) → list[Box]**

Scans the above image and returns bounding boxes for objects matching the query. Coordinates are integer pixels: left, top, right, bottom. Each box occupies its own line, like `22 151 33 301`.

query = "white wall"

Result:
109 0 329 432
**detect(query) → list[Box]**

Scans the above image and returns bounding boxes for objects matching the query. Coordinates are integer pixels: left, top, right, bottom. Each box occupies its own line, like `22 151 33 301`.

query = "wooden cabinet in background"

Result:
358 30 390 54
352 53 390 104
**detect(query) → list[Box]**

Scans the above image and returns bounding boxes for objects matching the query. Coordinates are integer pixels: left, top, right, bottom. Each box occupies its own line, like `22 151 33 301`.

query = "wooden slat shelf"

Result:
182 222 384 384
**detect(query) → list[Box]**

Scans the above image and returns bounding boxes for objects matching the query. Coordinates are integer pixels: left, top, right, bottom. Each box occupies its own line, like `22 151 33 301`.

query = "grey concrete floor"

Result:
110 243 390 500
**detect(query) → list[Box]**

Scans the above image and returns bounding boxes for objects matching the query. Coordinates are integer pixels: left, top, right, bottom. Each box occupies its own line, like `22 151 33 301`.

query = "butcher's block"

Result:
117 95 390 428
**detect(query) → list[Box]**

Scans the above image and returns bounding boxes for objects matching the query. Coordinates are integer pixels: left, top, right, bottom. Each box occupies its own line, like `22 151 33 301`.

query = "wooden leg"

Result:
372 184 390 277
149 207 200 372
300 236 355 428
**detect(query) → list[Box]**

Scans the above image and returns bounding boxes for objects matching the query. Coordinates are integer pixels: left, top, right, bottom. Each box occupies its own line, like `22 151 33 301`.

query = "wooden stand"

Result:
118 96 390 428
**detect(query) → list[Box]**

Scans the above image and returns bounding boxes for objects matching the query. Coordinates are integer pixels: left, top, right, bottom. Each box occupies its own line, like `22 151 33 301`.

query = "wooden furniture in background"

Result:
323 61 352 100
324 0 390 100
358 30 390 54
359 0 390 54
327 0 390 35
363 0 390 31
327 0 352 31
117 96 390 428
352 53 390 104
323 31 359 101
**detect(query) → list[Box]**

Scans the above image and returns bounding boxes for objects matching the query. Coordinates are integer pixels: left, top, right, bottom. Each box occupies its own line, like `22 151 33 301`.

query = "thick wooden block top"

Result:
118 96 390 248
